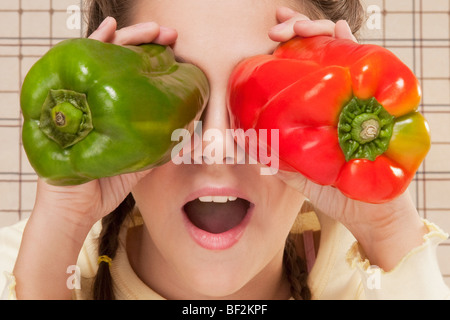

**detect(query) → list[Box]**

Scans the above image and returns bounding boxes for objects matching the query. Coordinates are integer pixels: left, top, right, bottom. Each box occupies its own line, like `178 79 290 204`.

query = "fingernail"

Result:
295 19 313 25
293 20 314 30
271 22 288 33
343 20 353 33
98 16 111 30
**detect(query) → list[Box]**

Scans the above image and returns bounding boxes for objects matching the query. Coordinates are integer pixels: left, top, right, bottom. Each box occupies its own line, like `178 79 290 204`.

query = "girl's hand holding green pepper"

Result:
14 19 190 300
21 22 209 186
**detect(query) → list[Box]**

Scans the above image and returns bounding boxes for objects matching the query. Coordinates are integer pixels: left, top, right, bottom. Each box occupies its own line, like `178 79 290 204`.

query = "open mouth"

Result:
183 196 251 234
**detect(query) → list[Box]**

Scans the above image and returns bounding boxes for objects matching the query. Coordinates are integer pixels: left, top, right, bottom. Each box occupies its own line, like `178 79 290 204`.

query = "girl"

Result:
2 0 449 300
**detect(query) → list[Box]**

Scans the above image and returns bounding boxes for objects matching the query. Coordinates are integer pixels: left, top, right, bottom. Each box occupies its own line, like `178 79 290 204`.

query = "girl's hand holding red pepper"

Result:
230 7 429 271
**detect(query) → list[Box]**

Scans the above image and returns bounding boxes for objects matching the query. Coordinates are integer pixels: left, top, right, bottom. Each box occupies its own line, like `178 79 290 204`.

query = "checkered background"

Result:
0 0 449 286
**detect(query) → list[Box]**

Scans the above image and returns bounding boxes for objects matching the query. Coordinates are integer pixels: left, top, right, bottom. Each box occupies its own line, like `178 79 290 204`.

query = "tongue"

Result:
184 198 250 234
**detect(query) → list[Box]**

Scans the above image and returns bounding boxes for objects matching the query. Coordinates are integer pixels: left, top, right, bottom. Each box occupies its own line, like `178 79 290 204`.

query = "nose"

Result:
190 84 244 165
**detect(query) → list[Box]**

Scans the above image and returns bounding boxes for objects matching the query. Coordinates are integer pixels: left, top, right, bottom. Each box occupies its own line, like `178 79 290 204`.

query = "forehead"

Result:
131 0 292 77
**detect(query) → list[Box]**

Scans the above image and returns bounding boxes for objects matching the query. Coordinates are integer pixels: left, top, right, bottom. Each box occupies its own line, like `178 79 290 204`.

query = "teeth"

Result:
198 196 238 203
198 196 213 202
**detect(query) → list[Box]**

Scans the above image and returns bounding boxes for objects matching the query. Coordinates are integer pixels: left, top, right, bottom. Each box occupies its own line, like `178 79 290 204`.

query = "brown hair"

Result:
86 0 365 300
304 0 365 34
85 0 133 36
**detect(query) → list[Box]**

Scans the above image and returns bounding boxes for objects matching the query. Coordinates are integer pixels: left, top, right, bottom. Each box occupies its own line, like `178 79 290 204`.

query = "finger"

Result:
152 26 178 46
112 23 178 46
276 6 301 23
335 20 358 42
293 19 336 38
88 16 117 42
269 11 311 42
111 22 161 46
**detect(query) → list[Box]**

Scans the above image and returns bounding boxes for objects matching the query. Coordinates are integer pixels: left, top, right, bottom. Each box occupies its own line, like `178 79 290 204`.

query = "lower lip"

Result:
182 204 254 251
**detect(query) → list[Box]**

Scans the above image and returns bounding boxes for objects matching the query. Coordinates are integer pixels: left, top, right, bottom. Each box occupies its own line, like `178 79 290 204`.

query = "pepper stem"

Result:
39 89 93 149
50 101 84 134
54 111 66 127
359 119 380 141
338 97 394 161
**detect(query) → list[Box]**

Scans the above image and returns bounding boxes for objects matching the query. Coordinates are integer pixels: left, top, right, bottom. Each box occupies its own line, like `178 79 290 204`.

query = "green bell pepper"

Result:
21 38 209 185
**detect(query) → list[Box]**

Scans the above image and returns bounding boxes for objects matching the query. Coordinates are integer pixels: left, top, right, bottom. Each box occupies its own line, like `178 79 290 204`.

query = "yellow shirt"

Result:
1 210 449 300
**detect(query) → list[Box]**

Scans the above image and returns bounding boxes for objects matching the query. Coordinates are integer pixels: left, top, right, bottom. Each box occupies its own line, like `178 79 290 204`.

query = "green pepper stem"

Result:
39 89 93 149
338 97 394 161
54 112 66 126
50 101 84 135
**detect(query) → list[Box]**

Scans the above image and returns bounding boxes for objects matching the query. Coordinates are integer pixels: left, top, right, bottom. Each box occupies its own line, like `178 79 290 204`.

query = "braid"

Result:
283 236 311 300
92 193 135 300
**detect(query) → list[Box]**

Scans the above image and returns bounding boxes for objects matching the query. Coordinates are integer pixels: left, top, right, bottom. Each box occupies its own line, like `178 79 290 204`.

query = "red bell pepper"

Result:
227 36 430 203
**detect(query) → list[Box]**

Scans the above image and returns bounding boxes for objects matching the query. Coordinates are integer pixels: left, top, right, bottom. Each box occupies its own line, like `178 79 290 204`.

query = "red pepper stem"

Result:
352 114 381 144
338 97 395 162
360 120 379 140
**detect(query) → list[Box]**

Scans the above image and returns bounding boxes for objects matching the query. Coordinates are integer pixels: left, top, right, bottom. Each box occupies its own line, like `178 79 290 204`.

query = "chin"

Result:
187 269 250 299
174 246 257 299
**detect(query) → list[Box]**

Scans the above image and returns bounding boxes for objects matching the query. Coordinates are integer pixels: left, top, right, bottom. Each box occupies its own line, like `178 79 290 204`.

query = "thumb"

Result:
276 170 308 195
276 170 341 207
116 168 153 191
